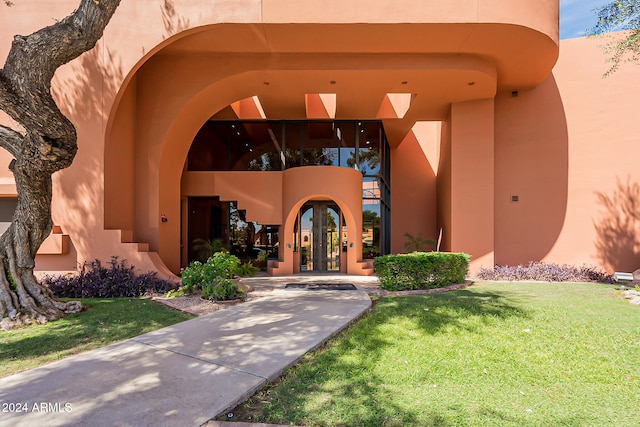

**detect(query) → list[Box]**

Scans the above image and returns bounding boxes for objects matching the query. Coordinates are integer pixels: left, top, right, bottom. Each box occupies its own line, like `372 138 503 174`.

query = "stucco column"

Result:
448 99 495 273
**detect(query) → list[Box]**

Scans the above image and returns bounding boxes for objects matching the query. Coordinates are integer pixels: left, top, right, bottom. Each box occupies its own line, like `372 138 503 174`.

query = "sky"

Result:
560 0 612 39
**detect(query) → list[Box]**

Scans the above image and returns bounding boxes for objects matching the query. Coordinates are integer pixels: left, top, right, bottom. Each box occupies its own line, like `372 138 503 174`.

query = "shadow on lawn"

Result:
378 289 531 335
0 299 190 375
244 289 535 426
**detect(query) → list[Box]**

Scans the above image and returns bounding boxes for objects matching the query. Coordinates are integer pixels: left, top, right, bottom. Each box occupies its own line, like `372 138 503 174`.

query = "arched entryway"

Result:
296 200 343 272
101 20 512 277
179 118 391 275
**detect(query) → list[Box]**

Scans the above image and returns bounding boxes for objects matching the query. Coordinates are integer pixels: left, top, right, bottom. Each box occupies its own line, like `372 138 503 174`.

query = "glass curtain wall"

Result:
358 122 390 259
189 120 365 172
187 120 390 259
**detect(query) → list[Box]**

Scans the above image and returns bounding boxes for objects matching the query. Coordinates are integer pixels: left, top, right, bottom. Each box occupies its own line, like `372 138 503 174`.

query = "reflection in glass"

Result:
362 202 381 259
228 202 279 260
337 122 356 170
299 202 341 271
358 122 381 175
186 198 278 267
300 205 313 271
248 152 280 171
188 120 385 173
362 177 381 199
186 119 391 262
325 206 340 271
303 122 337 167
301 148 335 167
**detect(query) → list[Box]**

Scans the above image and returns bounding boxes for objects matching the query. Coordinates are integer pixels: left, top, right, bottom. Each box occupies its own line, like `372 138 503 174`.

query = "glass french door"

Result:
299 201 341 272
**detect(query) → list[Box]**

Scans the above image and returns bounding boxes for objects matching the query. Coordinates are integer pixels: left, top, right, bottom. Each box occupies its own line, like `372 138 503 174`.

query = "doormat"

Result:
285 283 357 291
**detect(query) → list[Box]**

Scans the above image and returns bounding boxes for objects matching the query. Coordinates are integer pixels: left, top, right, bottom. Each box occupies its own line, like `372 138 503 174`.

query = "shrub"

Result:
202 278 243 301
476 262 614 283
237 262 260 277
179 252 244 301
374 252 470 291
257 251 268 263
43 256 176 298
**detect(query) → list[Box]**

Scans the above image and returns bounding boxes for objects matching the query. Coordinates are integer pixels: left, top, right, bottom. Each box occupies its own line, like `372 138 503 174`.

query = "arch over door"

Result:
299 201 342 272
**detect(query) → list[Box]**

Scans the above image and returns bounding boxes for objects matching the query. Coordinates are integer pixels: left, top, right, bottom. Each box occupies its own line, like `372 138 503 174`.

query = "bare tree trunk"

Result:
0 0 121 329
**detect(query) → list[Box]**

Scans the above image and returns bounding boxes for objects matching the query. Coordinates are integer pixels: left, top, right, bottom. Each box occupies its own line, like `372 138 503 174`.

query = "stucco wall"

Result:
492 36 640 273
4 1 639 277
391 124 439 253
449 99 495 272
540 37 640 272
494 76 568 267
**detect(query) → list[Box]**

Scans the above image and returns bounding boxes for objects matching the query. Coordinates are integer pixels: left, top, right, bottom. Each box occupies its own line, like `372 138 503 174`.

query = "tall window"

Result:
187 198 278 265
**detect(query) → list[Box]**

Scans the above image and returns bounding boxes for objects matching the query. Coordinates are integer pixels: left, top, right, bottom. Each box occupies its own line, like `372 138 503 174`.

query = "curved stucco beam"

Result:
150 74 283 271
111 49 499 196
151 51 497 196
261 0 558 46
102 12 559 191
56 0 554 151
102 15 555 139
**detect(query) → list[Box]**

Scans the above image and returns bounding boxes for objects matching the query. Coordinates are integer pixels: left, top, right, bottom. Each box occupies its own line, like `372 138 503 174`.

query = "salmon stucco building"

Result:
1 0 639 279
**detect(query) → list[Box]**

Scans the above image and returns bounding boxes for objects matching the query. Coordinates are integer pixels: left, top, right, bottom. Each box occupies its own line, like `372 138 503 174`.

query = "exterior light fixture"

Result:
614 272 633 283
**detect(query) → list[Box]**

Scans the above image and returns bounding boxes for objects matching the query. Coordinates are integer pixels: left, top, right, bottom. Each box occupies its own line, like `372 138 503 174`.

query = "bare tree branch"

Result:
1 0 121 157
0 124 22 157
4 0 122 89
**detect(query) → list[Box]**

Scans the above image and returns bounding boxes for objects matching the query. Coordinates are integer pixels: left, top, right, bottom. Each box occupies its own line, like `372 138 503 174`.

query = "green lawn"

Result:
234 282 640 426
0 298 194 378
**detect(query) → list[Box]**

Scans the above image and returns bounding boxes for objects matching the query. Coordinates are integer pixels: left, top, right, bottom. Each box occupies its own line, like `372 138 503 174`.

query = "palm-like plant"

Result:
192 238 225 262
403 233 436 252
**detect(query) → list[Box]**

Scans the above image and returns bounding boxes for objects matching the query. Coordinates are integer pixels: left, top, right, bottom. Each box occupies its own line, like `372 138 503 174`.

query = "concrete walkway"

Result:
0 276 374 427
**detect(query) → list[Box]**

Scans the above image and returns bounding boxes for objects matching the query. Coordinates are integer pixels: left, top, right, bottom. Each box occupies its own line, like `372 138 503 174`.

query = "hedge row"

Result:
374 252 470 291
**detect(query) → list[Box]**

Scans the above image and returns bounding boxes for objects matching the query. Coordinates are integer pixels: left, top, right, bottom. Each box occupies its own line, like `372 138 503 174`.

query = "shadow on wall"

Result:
594 177 640 273
44 43 124 268
493 74 568 266
162 0 190 39
104 0 191 234
390 129 437 254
